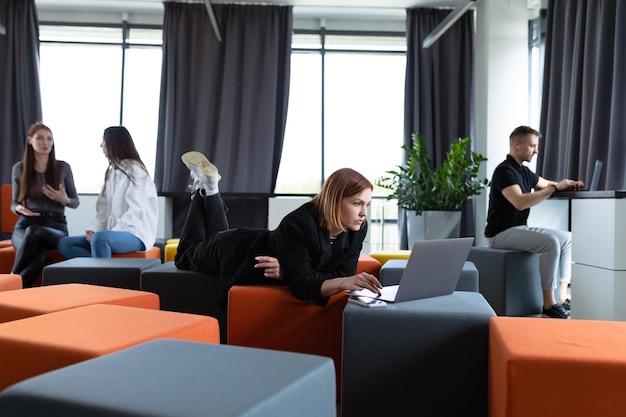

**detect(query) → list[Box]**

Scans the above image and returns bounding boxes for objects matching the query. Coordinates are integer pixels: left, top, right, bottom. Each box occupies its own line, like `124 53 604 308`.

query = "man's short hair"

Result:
509 125 542 145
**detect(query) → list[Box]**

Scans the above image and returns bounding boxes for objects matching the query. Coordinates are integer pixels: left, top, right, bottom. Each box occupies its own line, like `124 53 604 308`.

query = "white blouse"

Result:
88 159 158 249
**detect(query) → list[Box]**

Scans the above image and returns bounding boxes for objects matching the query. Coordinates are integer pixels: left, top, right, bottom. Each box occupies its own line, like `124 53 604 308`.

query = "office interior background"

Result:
1 0 625 250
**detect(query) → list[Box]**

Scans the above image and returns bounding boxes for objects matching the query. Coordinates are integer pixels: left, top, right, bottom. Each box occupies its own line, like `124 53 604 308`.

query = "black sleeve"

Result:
275 206 366 307
10 162 22 213
491 164 519 192
59 161 80 209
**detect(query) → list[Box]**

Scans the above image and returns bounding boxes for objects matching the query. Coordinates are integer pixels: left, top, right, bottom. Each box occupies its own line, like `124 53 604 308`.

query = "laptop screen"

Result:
589 159 603 191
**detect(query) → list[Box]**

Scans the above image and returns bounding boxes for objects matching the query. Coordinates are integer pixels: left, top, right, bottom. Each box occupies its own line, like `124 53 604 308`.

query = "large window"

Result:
276 31 406 194
38 23 405 250
276 30 406 250
39 23 162 193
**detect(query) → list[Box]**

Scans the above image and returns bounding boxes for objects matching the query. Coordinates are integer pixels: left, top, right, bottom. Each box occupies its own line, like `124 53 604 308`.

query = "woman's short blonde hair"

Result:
310 168 373 232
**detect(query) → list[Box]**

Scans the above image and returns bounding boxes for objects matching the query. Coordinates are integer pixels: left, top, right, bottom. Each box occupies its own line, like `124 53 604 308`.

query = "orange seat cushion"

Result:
0 275 22 292
0 283 160 323
1 185 18 236
228 285 347 400
112 246 161 259
489 316 626 417
0 304 220 391
0 246 15 275
0 248 65 286
356 253 382 279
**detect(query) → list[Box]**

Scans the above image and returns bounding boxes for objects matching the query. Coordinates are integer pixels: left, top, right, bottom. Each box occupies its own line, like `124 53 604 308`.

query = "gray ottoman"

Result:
0 339 336 417
381 259 479 292
467 247 542 316
341 291 496 417
42 258 161 290
140 262 226 343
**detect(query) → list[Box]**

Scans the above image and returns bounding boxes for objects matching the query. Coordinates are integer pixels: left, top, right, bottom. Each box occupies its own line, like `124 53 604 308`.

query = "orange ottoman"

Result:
0 304 220 392
357 253 382 279
489 316 626 417
228 285 347 400
0 248 65 286
0 283 160 323
113 245 161 259
0 246 16 274
0 274 21 292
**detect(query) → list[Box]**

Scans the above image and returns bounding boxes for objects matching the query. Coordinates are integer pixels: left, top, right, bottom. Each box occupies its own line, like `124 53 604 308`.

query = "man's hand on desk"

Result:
554 179 584 191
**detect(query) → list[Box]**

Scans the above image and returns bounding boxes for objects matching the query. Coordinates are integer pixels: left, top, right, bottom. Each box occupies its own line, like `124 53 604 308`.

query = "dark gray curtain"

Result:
0 0 41 184
402 7 474 248
155 3 292 194
538 0 626 190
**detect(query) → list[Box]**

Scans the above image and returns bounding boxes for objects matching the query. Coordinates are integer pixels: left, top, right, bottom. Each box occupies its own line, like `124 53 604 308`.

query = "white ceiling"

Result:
34 0 544 25
34 0 468 10
34 0 469 16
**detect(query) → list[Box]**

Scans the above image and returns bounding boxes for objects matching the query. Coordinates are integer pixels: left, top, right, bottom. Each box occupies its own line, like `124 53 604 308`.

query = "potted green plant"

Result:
377 132 488 242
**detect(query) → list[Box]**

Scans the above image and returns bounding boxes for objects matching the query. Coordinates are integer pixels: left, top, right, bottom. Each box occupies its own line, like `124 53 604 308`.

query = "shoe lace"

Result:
552 304 569 318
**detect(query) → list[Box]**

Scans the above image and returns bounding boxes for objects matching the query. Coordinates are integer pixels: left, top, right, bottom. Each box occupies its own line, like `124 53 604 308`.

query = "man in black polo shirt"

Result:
485 126 584 319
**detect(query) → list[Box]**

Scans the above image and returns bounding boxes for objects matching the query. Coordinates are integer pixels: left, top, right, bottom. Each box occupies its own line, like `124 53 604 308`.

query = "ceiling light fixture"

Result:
422 0 476 49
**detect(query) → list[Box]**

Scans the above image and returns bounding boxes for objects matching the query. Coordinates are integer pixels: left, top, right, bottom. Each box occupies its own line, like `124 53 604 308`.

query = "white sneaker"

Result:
181 151 221 195
187 171 206 196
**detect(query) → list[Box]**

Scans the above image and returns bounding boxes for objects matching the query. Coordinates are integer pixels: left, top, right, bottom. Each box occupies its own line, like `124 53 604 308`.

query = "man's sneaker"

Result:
181 151 220 194
542 303 571 319
562 298 571 311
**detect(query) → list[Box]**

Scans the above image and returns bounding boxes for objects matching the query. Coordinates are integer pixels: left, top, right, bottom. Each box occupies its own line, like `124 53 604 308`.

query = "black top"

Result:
11 161 80 215
218 202 367 307
485 155 539 237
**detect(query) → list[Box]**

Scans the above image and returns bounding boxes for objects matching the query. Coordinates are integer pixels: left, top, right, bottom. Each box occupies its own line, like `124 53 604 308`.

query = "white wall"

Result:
267 197 310 230
474 0 530 246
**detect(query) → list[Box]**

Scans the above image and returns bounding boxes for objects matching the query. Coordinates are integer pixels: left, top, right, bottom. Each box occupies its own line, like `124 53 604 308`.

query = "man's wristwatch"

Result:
552 184 559 193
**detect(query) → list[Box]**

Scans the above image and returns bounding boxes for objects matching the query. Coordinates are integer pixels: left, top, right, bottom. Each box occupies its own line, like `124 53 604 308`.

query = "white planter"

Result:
406 210 462 246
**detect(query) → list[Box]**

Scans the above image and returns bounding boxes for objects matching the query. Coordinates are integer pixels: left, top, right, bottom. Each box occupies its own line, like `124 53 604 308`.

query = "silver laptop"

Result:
349 237 474 303
588 159 603 191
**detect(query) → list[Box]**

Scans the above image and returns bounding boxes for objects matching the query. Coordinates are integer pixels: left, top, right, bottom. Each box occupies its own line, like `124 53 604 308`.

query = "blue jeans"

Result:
58 231 145 258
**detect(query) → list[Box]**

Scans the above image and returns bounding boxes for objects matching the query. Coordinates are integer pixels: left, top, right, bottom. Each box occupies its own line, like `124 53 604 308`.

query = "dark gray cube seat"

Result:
0 339 336 417
380 259 479 292
467 246 542 316
341 291 495 417
140 261 226 343
42 258 161 290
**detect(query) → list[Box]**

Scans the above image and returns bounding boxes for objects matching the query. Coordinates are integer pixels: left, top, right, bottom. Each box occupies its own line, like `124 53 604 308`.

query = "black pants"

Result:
174 192 270 308
12 213 68 287
174 192 230 276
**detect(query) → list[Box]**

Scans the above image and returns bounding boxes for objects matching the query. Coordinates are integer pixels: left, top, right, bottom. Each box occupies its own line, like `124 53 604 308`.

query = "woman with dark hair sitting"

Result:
11 122 79 287
175 151 382 307
58 126 157 258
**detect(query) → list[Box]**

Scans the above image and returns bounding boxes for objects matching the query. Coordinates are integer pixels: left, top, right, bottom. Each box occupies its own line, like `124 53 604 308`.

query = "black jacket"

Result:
221 202 367 307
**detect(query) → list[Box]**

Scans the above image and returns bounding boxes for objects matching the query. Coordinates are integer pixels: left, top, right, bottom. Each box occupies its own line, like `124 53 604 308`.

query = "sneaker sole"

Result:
181 151 218 177
541 313 571 319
